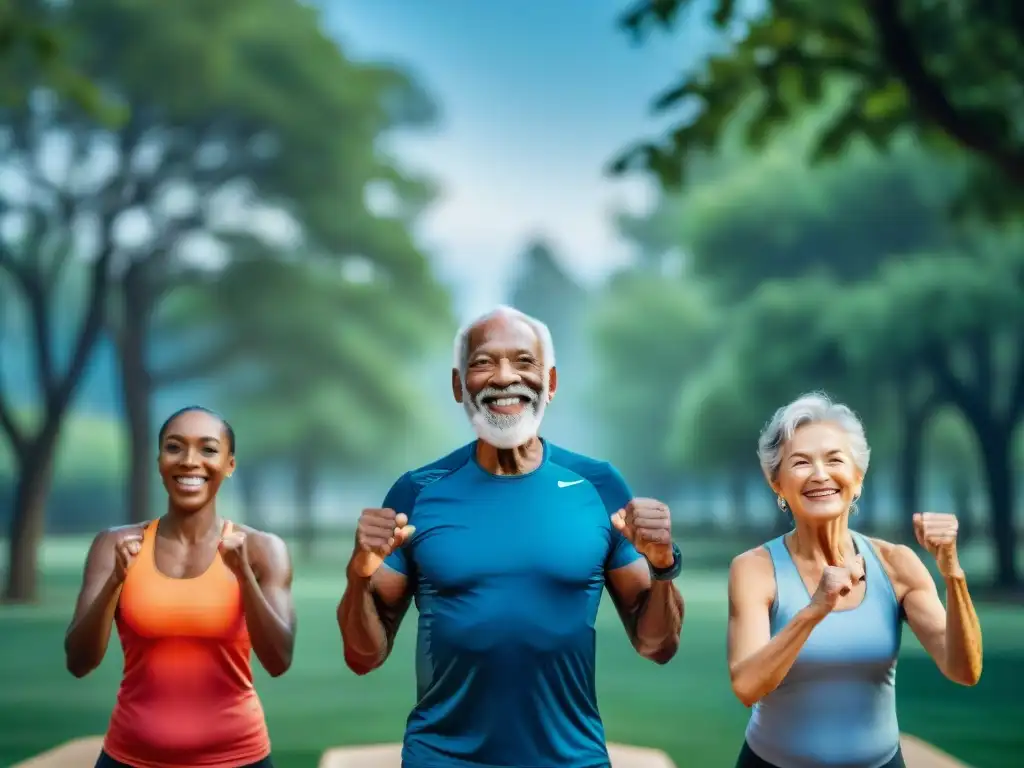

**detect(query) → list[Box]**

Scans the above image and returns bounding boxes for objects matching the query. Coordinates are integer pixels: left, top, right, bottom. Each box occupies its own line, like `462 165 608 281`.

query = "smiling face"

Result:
157 409 235 513
773 421 863 522
451 312 557 449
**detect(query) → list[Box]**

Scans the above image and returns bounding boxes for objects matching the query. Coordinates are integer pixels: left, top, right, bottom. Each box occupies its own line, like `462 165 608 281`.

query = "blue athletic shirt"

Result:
381 440 643 768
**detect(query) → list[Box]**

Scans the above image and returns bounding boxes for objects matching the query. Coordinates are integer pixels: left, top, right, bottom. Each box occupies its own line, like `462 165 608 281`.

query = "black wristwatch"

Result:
648 543 682 581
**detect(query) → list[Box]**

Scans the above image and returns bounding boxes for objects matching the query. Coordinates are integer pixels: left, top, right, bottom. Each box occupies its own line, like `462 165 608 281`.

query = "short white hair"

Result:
452 305 556 372
757 391 870 481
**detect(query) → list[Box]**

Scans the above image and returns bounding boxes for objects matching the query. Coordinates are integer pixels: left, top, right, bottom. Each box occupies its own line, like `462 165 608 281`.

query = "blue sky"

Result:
321 1 714 319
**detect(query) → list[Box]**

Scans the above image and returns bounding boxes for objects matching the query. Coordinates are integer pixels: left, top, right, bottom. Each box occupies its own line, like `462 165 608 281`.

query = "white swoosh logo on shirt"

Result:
558 479 585 488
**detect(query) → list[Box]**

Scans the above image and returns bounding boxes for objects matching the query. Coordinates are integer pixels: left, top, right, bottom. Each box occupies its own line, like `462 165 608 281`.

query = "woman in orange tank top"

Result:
64 406 297 768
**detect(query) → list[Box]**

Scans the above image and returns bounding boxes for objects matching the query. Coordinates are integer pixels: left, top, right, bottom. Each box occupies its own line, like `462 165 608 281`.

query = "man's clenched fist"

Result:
350 508 416 578
112 532 143 583
611 498 674 569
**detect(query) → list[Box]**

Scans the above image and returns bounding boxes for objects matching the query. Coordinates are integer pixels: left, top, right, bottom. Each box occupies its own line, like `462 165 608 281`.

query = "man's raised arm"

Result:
594 463 683 664
337 477 417 675
607 497 684 664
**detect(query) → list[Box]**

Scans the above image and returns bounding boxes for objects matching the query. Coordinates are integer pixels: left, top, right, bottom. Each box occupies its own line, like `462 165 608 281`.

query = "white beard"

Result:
462 377 548 449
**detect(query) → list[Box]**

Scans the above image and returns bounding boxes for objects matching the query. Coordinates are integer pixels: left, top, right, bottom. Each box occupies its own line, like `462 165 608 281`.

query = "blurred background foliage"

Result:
1 1 1023 765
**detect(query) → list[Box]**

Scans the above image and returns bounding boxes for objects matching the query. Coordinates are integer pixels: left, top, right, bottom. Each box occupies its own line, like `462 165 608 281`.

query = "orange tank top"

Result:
103 520 271 768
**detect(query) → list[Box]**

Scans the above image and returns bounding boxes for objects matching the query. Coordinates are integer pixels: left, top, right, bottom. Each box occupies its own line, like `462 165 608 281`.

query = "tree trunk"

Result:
927 341 1019 588
979 428 1017 588
896 388 932 543
294 458 316 561
1 268 112 601
3 430 59 603
949 471 972 545
117 263 156 524
896 428 923 544
0 194 117 602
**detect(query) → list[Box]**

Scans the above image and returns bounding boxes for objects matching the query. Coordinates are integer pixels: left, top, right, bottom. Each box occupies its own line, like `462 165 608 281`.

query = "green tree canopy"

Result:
601 113 939 496
691 239 1024 582
0 0 115 118
83 0 441 524
668 347 769 526
0 0 447 597
590 270 717 494
157 249 452 466
168 251 453 555
613 0 1024 214
617 120 960 299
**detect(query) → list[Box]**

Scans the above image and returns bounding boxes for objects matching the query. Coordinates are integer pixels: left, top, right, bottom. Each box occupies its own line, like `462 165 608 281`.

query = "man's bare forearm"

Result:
633 580 684 664
942 573 983 685
337 571 391 675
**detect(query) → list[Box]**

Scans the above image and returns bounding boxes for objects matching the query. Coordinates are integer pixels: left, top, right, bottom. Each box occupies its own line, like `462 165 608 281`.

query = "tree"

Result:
926 409 980 544
0 0 438 600
606 126 948 520
726 244 1024 583
613 88 977 528
617 115 960 299
835 276 944 537
89 0 436 527
669 350 767 529
699 276 915 530
156 252 453 558
0 117 122 602
590 270 717 496
613 0 1024 207
507 239 589 447
0 0 115 119
846 244 1024 586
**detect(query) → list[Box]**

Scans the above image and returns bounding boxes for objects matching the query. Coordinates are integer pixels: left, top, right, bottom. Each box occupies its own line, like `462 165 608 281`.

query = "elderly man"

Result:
337 305 684 768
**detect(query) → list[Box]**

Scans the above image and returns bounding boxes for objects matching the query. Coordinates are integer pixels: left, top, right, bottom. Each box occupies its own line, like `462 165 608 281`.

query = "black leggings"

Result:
95 751 274 768
735 742 906 768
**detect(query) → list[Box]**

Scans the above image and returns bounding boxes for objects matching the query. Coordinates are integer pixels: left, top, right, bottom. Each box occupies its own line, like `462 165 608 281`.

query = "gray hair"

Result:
452 305 556 373
757 392 870 481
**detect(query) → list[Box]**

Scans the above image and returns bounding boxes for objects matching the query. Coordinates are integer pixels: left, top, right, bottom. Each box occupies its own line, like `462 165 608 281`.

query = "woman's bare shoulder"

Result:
731 544 775 571
864 535 928 593
865 535 915 567
231 524 290 561
729 544 777 603
92 523 148 545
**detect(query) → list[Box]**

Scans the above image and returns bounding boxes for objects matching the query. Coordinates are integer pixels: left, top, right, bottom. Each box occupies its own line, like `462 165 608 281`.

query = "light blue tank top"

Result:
744 531 903 768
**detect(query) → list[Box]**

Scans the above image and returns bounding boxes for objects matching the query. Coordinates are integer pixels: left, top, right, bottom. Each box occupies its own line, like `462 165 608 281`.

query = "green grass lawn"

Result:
1 540 1022 767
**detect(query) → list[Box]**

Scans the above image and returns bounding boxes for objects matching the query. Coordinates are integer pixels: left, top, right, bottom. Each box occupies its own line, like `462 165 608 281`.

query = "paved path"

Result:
12 734 973 768
318 743 677 768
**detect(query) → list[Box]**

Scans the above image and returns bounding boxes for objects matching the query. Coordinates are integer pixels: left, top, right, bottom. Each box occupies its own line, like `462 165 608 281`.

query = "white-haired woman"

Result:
728 392 983 768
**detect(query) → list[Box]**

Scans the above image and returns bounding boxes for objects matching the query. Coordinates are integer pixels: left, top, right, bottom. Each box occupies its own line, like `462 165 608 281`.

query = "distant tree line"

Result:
590 0 1024 588
0 0 453 602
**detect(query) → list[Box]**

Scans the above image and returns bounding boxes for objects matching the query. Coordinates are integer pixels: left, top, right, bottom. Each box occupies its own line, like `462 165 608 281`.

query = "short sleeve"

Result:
380 472 419 576
592 462 643 571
